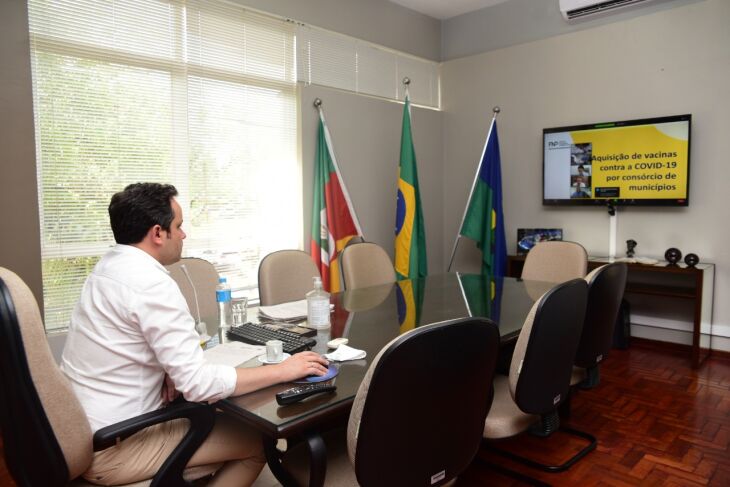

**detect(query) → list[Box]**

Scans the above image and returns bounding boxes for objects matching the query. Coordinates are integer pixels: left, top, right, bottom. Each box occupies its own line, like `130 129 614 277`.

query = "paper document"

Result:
258 299 308 321
258 299 335 322
204 341 265 367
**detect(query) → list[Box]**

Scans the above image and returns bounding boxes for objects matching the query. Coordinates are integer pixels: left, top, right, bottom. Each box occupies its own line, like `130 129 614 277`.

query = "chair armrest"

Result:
93 400 216 487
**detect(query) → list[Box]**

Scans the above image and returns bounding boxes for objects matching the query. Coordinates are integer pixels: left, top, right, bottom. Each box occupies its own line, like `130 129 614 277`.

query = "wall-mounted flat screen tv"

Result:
543 114 691 206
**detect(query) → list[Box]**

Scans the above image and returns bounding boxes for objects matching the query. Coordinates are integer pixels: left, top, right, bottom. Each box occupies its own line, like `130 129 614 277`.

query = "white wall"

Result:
441 0 702 61
0 0 43 305
442 0 730 346
300 85 444 272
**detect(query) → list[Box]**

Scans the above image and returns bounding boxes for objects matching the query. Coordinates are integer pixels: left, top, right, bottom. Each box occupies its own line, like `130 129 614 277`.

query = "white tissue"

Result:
325 344 366 362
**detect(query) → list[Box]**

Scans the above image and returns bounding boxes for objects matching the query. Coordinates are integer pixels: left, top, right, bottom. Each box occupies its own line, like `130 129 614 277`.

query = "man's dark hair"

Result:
108 183 179 244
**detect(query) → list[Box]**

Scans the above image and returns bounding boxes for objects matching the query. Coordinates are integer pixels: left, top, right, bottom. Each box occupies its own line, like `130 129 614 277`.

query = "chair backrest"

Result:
347 317 500 487
575 263 628 368
0 267 92 486
521 241 588 283
509 278 588 415
167 257 219 322
342 282 394 312
340 242 396 290
258 250 320 306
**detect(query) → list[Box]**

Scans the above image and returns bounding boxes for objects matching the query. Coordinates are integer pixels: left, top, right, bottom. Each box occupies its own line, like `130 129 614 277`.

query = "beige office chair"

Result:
340 242 396 290
332 236 365 290
482 278 595 475
167 257 219 325
0 267 220 487
521 241 588 283
279 317 501 487
258 250 321 306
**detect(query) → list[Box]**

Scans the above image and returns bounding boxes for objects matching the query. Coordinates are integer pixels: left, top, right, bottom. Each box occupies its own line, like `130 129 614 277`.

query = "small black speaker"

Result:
664 247 682 265
684 253 699 267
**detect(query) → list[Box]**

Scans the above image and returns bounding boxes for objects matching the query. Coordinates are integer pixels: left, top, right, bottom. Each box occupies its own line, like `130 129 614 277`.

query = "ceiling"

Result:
389 0 513 20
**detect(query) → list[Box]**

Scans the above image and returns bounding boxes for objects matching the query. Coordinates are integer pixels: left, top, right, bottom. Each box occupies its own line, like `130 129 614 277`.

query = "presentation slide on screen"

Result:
544 120 689 201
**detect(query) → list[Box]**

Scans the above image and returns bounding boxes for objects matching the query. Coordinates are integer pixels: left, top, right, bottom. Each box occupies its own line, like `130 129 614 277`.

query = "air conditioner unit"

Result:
559 0 658 22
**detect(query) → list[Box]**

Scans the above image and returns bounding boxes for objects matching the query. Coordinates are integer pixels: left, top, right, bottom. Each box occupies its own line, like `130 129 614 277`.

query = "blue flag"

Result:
460 119 507 276
458 273 503 324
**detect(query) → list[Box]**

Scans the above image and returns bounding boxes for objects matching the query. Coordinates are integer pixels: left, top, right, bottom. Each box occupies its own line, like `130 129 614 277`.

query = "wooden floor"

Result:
459 342 730 486
1 341 728 486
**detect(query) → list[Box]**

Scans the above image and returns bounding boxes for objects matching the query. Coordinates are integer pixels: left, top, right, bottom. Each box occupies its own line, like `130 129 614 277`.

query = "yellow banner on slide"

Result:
572 124 688 199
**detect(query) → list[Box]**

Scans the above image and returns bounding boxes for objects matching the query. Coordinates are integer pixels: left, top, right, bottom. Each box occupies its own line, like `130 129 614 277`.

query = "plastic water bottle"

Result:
216 277 232 330
306 276 330 329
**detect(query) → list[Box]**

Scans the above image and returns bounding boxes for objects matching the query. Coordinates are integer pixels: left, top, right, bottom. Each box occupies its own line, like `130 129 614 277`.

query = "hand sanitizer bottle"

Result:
306 276 330 329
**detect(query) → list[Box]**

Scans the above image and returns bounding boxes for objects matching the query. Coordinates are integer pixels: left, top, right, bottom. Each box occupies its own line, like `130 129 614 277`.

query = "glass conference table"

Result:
218 273 554 487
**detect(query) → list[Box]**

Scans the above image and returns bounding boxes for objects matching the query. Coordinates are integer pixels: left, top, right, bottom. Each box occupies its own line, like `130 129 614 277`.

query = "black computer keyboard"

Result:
226 322 316 354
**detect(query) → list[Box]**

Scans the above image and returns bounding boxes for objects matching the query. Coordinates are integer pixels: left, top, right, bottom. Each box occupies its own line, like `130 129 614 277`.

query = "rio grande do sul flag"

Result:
394 95 427 280
310 109 363 292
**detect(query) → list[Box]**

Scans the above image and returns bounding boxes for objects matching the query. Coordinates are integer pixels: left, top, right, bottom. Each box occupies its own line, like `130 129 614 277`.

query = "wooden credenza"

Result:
506 255 715 368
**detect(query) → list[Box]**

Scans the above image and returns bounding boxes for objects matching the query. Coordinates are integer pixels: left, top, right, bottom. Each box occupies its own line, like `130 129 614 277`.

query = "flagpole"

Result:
455 272 473 317
313 98 365 237
402 77 411 112
447 106 500 272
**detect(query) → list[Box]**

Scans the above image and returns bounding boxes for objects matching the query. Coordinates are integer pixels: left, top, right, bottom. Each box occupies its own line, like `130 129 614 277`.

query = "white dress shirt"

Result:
61 244 237 432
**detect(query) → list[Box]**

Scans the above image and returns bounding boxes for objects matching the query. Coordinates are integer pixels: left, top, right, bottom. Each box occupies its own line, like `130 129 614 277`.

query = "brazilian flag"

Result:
460 119 507 276
396 278 425 334
395 95 427 280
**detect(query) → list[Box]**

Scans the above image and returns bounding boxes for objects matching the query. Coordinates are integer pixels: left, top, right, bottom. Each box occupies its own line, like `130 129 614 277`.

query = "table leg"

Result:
263 437 298 487
262 433 328 487
304 431 327 487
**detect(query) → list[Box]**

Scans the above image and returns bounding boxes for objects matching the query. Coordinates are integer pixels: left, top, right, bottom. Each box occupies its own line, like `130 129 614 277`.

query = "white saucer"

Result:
257 353 291 365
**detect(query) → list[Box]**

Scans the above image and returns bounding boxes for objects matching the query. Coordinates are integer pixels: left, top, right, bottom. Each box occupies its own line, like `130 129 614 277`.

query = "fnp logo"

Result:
548 140 569 149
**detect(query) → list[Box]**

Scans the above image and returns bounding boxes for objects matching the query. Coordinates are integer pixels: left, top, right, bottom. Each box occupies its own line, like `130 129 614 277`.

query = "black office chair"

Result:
571 263 628 389
481 278 594 474
0 267 218 487
281 317 501 486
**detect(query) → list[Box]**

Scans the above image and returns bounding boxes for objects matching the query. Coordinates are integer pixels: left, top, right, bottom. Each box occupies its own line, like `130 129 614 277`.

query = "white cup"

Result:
266 340 283 362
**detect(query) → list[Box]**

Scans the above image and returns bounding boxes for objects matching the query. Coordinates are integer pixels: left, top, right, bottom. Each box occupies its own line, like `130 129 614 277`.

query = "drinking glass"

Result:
231 297 248 325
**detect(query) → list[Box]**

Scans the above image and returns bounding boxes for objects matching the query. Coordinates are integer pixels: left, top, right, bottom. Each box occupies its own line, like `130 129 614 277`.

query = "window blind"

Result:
29 0 300 330
297 24 440 109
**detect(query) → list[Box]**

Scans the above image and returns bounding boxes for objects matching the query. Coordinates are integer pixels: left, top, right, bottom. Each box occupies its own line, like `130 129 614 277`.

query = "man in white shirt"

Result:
61 183 329 486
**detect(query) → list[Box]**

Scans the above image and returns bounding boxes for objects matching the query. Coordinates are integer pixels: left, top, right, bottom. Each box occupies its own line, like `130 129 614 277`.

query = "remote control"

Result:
275 383 337 405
